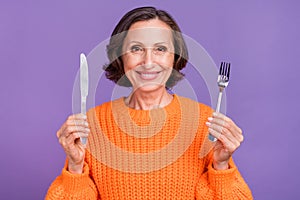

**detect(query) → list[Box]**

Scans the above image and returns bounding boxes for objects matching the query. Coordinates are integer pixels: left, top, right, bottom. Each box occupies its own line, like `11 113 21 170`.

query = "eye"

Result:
130 45 143 53
155 46 167 53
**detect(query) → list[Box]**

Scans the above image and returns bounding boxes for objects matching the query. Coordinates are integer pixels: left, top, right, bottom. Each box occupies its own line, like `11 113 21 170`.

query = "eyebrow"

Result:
127 41 171 46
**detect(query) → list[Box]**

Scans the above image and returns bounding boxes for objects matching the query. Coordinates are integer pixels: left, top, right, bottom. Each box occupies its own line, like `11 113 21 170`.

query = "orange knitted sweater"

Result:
46 95 253 199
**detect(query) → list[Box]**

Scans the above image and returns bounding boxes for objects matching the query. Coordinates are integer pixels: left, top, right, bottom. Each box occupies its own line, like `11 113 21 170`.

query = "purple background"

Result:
1 0 299 199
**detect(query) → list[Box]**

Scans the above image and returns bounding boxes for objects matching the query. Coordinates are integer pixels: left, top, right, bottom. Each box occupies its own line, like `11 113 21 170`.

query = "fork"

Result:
208 62 231 142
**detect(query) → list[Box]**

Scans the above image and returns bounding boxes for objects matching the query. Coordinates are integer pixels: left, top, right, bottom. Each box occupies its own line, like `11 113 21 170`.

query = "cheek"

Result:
122 56 134 73
122 55 138 73
161 54 175 68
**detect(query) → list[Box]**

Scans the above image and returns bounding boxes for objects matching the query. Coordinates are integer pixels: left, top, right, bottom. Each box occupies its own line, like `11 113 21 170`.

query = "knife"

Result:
80 53 89 145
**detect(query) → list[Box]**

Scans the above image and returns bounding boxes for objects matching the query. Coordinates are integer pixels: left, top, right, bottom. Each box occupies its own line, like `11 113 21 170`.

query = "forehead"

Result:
124 19 173 45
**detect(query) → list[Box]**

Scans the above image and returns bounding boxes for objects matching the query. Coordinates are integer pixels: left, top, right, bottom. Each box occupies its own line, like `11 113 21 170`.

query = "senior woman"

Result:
46 6 253 199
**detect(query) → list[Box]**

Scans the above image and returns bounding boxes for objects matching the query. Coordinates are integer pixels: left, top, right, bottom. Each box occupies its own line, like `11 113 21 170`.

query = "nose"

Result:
143 48 154 68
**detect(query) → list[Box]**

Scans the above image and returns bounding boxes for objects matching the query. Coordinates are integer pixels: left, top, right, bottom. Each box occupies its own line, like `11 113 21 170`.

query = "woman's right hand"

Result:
56 114 90 174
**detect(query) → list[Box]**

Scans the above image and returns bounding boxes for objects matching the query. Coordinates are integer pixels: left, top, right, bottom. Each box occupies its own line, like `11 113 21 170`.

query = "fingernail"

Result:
208 117 213 121
205 122 211 126
85 128 90 132
85 122 89 126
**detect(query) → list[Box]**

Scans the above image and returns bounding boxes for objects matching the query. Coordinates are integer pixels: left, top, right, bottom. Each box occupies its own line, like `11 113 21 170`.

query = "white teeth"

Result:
139 72 158 80
141 73 155 77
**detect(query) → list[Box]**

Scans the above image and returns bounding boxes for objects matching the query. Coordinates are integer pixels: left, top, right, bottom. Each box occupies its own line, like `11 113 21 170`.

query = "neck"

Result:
125 87 173 110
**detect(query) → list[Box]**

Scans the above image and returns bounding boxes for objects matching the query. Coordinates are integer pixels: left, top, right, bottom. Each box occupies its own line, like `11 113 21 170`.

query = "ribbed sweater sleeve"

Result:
45 160 99 199
196 157 253 199
195 103 253 199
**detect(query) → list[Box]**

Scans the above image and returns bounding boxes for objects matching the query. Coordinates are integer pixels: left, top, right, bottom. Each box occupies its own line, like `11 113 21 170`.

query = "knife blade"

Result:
80 53 89 145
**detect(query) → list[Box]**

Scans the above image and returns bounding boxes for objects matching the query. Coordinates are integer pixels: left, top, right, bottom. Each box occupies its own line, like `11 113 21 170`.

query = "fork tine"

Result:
227 63 230 78
223 63 228 76
222 62 226 75
219 62 223 75
219 62 231 77
224 63 228 76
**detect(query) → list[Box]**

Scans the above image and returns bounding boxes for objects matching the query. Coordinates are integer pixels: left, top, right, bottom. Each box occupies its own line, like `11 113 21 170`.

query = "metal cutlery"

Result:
208 62 231 142
80 53 89 145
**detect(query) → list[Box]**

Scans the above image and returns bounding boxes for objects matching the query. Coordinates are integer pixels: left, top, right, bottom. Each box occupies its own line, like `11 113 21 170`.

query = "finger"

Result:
208 126 221 140
60 132 89 148
57 122 88 138
65 119 89 128
57 114 88 138
60 126 90 138
61 116 89 136
218 133 240 153
207 117 243 142
65 127 90 140
64 115 88 127
56 129 62 138
211 113 243 141
66 132 89 146
68 132 89 151
212 112 241 133
67 113 87 121
207 122 238 146
209 127 238 153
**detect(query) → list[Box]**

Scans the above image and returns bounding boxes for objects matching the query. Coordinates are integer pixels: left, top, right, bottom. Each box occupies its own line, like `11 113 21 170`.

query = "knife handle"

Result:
81 98 87 115
80 97 87 146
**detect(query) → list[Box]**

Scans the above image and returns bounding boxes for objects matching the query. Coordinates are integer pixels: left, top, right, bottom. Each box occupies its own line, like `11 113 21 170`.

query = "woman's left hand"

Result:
206 112 244 170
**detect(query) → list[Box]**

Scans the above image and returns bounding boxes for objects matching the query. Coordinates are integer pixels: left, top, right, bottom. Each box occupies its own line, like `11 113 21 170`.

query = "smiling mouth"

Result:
136 71 161 80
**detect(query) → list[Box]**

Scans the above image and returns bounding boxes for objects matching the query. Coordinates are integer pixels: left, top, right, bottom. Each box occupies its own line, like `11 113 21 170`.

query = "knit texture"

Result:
46 95 253 200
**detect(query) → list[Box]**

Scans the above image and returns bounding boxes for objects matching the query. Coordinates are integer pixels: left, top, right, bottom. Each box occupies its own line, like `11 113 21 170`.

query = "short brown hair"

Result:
104 6 189 88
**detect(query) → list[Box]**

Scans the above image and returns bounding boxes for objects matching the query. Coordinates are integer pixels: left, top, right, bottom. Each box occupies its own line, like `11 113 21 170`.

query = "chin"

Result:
133 83 166 93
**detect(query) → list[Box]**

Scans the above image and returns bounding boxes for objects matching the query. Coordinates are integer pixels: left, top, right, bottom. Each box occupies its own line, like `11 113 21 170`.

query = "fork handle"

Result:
208 89 224 142
216 89 223 113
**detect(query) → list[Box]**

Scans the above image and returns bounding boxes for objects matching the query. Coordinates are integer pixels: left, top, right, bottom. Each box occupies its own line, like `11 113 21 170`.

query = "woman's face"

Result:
122 19 174 92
